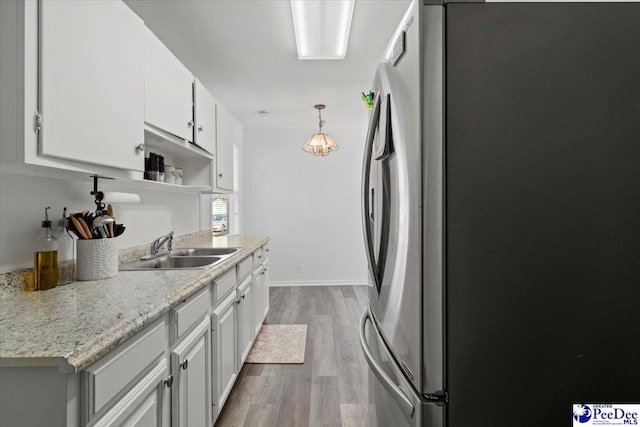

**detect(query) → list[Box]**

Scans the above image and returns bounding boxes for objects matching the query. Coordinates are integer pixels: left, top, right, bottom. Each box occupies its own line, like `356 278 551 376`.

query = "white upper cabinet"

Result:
2 0 242 190
193 79 216 155
39 0 145 172
214 103 235 192
144 27 194 142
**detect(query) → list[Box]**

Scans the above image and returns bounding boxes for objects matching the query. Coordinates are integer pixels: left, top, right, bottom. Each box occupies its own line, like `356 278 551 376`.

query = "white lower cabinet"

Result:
171 316 211 427
260 258 270 328
92 359 170 427
251 262 269 339
211 291 238 422
83 320 168 424
237 275 254 366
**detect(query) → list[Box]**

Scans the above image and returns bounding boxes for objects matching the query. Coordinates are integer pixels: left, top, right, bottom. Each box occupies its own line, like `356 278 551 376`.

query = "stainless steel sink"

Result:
119 256 221 271
171 247 241 257
119 247 243 271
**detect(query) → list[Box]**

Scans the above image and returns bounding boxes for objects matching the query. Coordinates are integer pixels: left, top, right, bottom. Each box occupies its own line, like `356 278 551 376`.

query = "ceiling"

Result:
124 0 411 130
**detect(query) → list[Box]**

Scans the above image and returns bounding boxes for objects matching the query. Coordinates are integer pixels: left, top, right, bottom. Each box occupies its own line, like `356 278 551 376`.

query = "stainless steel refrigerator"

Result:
359 1 640 426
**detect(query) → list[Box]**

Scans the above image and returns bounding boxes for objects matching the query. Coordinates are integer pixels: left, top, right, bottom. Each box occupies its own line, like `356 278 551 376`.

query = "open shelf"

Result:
142 124 214 190
144 125 214 160
117 177 211 194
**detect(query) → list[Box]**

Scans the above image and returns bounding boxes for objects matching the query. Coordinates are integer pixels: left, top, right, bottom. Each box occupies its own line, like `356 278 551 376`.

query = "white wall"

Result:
243 127 368 286
0 172 204 272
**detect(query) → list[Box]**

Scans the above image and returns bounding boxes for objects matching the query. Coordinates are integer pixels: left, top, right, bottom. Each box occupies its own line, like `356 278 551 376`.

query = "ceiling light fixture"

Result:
303 104 339 157
290 0 355 60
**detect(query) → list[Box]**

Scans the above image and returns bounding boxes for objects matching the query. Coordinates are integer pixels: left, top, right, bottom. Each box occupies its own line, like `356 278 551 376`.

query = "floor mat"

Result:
245 324 307 364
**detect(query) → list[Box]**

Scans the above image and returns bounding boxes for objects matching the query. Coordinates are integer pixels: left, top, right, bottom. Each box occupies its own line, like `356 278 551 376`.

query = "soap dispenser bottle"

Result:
33 206 58 290
57 207 75 285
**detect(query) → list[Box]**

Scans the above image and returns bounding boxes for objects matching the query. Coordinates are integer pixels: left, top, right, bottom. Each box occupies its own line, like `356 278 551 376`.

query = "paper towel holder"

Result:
90 175 115 215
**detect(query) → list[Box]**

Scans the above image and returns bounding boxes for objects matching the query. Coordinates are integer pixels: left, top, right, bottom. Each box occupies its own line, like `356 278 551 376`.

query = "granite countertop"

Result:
0 235 269 373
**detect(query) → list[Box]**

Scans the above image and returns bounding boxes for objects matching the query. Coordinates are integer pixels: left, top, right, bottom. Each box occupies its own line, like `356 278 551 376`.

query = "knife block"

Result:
77 238 118 281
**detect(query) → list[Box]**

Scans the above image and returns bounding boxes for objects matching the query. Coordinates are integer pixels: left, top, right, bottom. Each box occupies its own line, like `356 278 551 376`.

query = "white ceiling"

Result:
124 0 411 130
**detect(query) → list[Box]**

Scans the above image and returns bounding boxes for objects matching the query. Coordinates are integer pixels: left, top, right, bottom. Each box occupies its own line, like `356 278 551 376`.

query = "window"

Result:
212 198 228 236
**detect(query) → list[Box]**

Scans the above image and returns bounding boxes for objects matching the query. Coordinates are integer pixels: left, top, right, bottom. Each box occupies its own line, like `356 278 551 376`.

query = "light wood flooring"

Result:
215 285 371 427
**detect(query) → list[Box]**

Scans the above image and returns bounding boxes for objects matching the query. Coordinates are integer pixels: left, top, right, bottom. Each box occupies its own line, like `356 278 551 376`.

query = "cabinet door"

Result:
171 317 211 427
252 259 270 338
237 276 254 365
214 103 235 191
262 258 270 322
193 79 216 155
145 27 194 141
252 266 265 339
39 0 145 171
211 292 237 419
93 359 170 427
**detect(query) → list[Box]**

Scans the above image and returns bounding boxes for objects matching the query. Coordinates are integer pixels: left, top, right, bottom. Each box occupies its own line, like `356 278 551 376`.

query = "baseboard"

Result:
269 280 369 287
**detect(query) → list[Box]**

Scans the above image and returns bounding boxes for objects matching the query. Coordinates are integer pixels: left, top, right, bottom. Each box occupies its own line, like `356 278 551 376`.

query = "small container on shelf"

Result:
164 164 176 184
145 152 159 181
158 155 165 182
175 167 183 185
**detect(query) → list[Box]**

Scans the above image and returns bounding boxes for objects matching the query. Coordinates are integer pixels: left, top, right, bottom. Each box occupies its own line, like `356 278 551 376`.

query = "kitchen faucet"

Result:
144 231 174 259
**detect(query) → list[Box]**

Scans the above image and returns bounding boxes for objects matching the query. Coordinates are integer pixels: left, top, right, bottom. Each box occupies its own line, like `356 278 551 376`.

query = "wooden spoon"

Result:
77 217 93 240
106 204 115 238
70 216 89 239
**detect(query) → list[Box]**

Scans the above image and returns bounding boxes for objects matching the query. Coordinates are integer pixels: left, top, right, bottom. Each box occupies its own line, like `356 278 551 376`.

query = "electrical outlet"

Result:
296 264 303 274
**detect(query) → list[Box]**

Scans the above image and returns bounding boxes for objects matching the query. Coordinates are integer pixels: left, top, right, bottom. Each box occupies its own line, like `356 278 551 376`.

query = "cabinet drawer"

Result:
263 244 271 260
236 256 253 281
92 358 169 427
214 268 237 305
172 286 211 342
84 320 167 417
252 248 264 267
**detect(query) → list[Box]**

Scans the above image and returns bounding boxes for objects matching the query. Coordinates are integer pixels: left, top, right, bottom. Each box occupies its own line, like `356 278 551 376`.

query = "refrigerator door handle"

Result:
370 188 375 222
359 308 415 418
362 94 382 290
375 94 392 287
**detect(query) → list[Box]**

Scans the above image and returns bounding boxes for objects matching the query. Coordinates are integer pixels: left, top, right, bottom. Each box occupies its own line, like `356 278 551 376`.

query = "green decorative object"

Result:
361 91 375 110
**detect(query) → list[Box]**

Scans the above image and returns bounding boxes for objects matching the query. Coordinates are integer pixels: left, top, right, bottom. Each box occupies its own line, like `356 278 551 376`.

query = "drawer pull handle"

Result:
136 143 145 153
181 359 189 370
164 375 174 388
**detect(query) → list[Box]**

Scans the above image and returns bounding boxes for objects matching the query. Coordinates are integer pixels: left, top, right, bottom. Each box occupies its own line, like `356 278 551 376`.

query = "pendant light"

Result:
303 104 339 157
